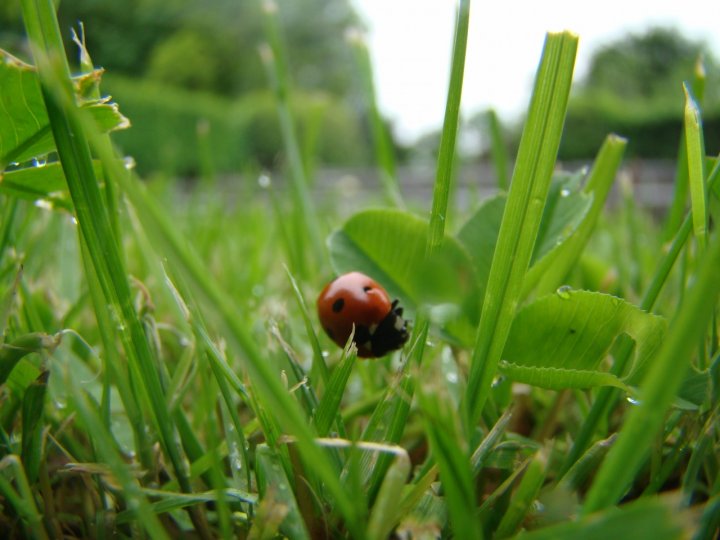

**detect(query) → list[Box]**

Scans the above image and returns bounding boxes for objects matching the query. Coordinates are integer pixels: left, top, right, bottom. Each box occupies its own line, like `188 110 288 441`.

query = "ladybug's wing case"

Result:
317 272 406 358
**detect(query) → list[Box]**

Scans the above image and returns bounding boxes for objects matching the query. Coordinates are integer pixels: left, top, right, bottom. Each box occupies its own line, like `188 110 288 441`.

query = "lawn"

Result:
0 0 718 538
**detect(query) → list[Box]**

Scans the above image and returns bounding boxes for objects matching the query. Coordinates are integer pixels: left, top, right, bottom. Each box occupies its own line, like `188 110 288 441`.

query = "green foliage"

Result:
1 3 719 539
558 27 720 159
103 75 369 174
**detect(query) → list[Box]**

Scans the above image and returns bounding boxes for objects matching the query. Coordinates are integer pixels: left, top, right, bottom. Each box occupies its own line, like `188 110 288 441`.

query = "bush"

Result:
103 75 370 175
558 91 720 160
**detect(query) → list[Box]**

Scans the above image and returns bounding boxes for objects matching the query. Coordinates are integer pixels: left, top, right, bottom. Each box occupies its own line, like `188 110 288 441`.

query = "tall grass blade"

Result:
427 0 471 254
583 229 720 514
485 109 510 190
259 0 324 276
19 3 202 528
464 32 578 426
683 84 707 251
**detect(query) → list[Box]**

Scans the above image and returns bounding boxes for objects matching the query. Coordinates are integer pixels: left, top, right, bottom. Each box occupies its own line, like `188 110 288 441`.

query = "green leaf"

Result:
0 161 106 211
328 208 477 313
498 363 631 392
0 49 129 169
501 290 666 390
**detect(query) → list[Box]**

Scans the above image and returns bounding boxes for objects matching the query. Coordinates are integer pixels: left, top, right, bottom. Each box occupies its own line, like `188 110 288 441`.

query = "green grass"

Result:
0 1 719 538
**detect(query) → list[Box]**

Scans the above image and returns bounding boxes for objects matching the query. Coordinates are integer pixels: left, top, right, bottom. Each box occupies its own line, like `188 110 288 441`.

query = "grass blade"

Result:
464 32 578 426
683 84 707 251
20 0 200 501
313 345 356 437
494 450 547 538
259 0 324 277
419 380 482 538
583 227 720 514
427 0 471 254
534 134 627 295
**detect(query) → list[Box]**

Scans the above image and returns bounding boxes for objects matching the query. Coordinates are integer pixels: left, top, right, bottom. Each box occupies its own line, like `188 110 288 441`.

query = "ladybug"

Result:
317 271 409 358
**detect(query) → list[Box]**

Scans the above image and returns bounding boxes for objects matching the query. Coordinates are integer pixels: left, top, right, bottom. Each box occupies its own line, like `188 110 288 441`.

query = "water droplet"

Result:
560 188 571 197
123 156 136 170
32 157 47 168
257 174 271 189
556 285 572 299
446 372 458 384
626 396 641 406
34 199 54 210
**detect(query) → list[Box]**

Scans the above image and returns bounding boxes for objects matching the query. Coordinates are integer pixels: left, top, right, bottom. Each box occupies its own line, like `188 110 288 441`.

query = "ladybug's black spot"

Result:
332 298 345 313
363 286 372 292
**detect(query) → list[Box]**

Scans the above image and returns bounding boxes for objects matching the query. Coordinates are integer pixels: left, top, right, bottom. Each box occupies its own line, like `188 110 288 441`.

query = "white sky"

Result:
351 0 720 143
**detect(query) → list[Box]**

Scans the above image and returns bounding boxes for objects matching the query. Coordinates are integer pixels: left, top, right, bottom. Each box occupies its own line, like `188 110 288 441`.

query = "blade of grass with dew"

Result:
347 28 404 208
427 0 470 254
78 238 154 470
259 0 324 276
20 2 211 533
559 158 720 478
464 32 578 427
534 134 627 295
583 228 720 514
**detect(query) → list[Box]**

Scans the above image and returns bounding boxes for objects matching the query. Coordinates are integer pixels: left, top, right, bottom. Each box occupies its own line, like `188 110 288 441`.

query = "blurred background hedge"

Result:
1 1 719 173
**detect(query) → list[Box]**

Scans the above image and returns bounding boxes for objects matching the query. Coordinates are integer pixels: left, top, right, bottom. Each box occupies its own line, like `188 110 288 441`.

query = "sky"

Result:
351 0 720 143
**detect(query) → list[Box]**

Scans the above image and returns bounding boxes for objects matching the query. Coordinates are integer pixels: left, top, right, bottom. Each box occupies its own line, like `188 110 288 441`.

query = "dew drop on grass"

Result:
626 396 642 406
257 173 271 189
34 199 54 210
123 156 136 170
560 188 571 197
556 285 572 299
32 156 47 168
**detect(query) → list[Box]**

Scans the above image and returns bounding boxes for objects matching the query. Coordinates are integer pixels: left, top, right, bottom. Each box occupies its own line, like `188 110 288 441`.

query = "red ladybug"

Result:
317 272 409 358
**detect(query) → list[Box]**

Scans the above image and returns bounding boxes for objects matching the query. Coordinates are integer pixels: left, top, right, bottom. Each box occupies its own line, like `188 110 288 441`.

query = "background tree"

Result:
559 27 720 159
